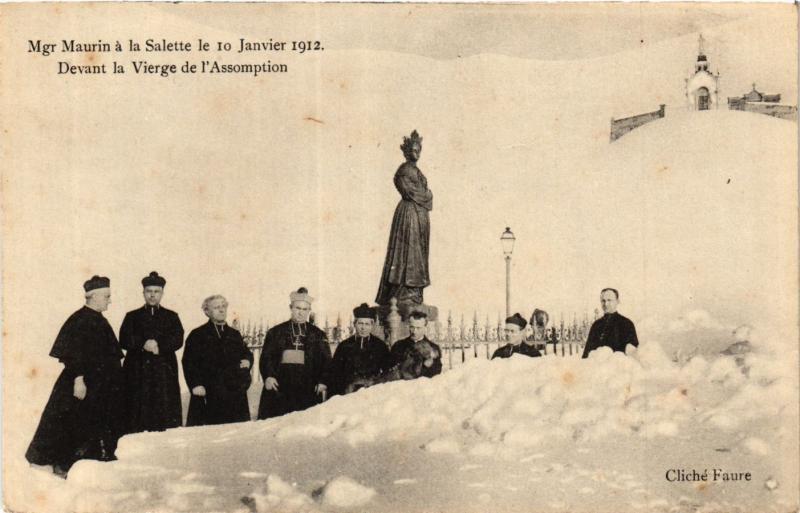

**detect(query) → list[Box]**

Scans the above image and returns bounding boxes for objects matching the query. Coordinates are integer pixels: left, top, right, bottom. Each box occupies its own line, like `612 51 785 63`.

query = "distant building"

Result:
685 34 720 111
727 83 795 120
611 33 796 142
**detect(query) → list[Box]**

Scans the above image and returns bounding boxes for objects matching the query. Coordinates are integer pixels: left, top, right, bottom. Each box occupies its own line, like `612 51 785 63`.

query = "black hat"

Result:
505 313 527 329
142 271 166 288
83 275 110 292
353 303 374 319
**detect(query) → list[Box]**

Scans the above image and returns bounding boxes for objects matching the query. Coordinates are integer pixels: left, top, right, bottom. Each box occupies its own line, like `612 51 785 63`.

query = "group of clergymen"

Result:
25 272 638 478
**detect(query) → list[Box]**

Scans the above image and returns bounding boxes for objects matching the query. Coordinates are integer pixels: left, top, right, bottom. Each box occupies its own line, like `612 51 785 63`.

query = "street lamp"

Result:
500 227 515 318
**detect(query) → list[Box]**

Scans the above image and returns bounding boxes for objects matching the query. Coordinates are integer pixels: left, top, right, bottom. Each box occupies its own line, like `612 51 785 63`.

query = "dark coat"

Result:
390 336 442 378
492 342 542 359
330 335 393 395
257 321 332 419
182 321 253 426
581 312 639 358
119 305 184 433
26 306 124 472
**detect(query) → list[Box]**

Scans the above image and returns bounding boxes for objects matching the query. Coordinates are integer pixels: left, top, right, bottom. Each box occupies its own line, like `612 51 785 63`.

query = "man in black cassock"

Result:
582 288 639 358
183 295 253 426
26 276 124 477
119 272 184 434
330 303 393 395
390 310 442 378
257 288 332 419
492 313 543 359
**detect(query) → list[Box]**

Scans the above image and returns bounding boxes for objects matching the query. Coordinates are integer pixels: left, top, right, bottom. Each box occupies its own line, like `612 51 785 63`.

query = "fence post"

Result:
485 315 491 359
472 312 479 358
460 314 466 363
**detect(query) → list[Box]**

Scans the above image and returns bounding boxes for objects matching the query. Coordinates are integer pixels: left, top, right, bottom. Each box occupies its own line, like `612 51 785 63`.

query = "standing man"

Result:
390 310 442 378
492 313 542 359
582 288 639 358
330 303 393 395
119 271 184 434
26 276 124 477
182 295 253 426
257 288 332 419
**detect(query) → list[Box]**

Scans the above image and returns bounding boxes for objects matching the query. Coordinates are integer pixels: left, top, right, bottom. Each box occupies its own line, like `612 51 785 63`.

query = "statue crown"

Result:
400 130 423 155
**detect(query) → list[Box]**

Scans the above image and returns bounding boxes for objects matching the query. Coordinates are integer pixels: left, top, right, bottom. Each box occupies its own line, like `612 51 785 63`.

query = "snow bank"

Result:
245 474 317 513
316 476 376 508
12 328 799 513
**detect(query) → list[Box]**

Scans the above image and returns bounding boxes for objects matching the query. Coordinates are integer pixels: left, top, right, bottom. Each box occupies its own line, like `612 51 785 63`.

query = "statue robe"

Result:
26 306 124 472
119 305 184 434
376 161 433 305
257 320 332 419
182 321 253 426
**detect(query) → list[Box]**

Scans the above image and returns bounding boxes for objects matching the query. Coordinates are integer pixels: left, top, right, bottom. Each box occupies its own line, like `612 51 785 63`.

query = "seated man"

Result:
390 311 442 378
492 313 542 359
582 288 639 358
330 303 393 395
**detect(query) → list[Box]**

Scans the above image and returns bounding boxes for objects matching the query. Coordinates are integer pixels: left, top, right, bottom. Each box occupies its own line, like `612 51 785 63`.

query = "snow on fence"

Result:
234 309 596 379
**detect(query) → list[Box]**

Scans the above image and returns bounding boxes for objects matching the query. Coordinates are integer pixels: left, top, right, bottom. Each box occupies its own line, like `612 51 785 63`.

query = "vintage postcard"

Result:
1 3 798 513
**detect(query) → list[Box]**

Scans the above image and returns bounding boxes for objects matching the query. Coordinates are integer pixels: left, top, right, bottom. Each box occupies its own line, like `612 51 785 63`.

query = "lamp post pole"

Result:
500 227 516 319
505 254 511 318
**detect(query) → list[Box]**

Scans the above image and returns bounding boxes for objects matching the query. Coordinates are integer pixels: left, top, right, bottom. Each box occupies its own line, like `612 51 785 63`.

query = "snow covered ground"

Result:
7 105 797 513
4 6 798 512
12 323 798 513
7 96 798 513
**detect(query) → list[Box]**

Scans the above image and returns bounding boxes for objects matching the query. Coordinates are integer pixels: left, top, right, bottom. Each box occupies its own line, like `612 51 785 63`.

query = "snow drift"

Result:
14 323 799 513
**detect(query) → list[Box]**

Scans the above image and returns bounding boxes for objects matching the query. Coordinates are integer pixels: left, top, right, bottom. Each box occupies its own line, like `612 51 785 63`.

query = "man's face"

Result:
89 288 112 312
601 290 619 314
143 286 164 307
409 317 427 341
290 301 311 323
355 318 374 338
208 299 227 323
504 324 524 345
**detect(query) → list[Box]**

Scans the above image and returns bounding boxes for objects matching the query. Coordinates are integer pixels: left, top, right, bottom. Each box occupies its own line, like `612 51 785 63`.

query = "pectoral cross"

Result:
291 322 306 350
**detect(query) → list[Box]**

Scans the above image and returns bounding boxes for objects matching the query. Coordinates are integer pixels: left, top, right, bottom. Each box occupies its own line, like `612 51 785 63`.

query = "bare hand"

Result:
192 386 206 397
240 359 250 369
73 376 87 400
315 383 327 394
144 339 159 355
264 377 279 391
424 358 434 368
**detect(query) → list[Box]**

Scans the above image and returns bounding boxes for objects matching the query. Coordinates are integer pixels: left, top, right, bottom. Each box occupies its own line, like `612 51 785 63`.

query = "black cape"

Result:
582 312 639 358
26 306 124 471
182 321 253 426
390 336 443 378
492 342 543 359
257 320 332 419
119 305 184 434
330 334 393 395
